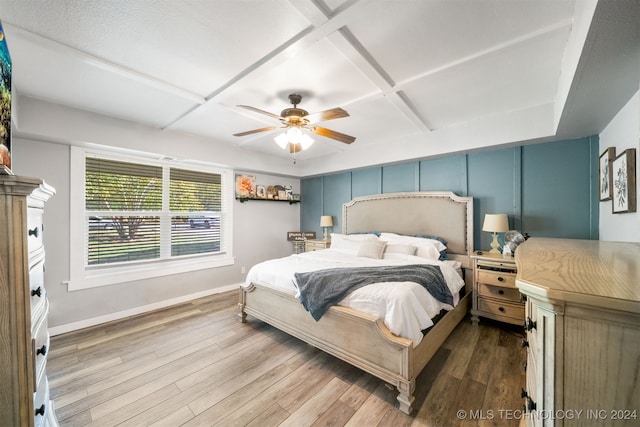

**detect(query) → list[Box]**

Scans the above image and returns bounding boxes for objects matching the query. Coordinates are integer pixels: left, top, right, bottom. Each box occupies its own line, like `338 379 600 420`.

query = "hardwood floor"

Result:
49 291 526 426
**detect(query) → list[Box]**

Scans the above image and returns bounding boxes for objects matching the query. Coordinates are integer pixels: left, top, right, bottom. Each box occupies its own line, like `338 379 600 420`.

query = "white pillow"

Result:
384 244 417 255
331 233 378 242
379 232 400 241
415 245 441 260
357 240 387 259
330 238 362 254
380 233 446 252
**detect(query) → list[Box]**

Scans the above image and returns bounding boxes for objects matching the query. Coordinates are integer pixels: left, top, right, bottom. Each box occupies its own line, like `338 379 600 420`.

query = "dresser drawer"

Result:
524 350 537 422
477 298 524 321
30 258 47 320
477 269 516 288
32 301 50 390
33 375 50 427
525 300 538 359
477 283 522 302
27 207 45 254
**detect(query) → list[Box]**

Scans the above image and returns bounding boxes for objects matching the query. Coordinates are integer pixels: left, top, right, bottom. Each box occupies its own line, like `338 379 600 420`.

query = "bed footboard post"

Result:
237 303 247 323
397 379 415 415
238 287 247 323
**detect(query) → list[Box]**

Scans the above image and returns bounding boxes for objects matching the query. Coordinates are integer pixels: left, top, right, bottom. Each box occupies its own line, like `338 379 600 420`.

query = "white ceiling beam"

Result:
3 22 206 105
164 0 370 130
308 8 573 134
328 28 433 132
393 18 574 92
290 0 432 132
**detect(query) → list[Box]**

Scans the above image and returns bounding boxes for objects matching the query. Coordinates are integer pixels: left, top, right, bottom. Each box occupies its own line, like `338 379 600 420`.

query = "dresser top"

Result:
516 238 640 313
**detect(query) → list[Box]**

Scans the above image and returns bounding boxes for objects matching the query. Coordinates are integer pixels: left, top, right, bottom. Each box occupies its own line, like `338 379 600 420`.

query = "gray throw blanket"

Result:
294 264 452 321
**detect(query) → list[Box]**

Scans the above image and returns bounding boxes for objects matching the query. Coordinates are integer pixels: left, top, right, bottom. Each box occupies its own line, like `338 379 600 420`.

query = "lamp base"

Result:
489 232 501 254
323 228 330 240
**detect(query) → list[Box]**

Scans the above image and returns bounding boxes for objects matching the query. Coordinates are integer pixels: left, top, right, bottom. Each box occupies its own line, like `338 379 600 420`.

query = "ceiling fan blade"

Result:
310 126 356 144
306 107 349 124
237 105 282 120
233 126 277 137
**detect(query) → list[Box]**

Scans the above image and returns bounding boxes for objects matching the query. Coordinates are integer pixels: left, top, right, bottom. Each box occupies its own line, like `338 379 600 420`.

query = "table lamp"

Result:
320 215 333 240
482 214 509 254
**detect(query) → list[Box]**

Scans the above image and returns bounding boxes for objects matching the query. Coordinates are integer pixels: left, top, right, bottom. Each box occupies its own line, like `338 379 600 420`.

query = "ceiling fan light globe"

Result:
274 133 289 149
300 134 314 150
286 127 303 144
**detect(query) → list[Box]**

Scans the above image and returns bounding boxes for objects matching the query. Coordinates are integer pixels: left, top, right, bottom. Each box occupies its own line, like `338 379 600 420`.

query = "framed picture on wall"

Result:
612 148 636 213
599 147 615 201
235 174 256 199
0 21 12 175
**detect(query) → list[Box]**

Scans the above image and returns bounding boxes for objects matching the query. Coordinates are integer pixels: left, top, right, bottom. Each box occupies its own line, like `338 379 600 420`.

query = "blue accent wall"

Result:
301 136 600 249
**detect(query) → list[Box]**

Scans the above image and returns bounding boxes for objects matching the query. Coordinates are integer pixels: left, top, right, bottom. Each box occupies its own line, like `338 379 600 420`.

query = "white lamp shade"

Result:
274 129 314 150
320 215 333 227
286 127 303 143
274 133 289 149
482 214 509 233
299 134 314 149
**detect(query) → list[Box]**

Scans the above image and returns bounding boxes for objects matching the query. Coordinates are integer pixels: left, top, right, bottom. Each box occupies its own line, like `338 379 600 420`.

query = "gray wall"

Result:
12 138 300 329
301 136 600 250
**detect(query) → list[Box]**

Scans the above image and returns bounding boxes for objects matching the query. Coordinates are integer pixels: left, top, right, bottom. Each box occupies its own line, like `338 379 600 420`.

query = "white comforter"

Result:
244 249 465 347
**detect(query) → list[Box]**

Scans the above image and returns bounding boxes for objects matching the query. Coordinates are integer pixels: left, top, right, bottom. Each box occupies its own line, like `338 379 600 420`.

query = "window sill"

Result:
66 255 234 291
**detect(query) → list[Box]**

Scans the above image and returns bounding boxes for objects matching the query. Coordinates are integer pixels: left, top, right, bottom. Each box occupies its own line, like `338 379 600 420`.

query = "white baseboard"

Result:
49 283 241 336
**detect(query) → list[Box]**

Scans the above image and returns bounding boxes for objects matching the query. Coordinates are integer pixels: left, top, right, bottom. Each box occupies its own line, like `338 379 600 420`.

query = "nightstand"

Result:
304 239 331 252
471 251 523 326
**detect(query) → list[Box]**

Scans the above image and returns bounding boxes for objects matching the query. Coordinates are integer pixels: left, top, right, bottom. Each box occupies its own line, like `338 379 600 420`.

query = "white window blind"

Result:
85 156 228 268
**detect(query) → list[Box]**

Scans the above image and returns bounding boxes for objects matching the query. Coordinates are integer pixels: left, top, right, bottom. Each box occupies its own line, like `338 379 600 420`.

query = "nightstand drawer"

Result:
477 269 516 287
305 239 330 251
477 283 521 302
477 298 524 320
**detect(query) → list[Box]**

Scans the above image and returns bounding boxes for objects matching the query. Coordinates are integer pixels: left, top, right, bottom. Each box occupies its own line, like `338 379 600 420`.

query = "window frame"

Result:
67 146 234 291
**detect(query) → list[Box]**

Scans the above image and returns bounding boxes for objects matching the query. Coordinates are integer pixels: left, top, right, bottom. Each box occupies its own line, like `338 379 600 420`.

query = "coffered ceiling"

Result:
1 0 638 176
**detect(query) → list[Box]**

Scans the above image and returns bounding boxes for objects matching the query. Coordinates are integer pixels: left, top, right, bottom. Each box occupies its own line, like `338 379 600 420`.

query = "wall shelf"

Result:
236 197 300 204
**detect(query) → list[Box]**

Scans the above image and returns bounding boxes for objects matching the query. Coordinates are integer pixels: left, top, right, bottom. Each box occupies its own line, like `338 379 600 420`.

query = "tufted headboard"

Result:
342 191 474 269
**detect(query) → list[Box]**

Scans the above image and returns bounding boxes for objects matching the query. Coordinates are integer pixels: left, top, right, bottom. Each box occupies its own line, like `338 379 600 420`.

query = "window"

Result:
68 147 234 290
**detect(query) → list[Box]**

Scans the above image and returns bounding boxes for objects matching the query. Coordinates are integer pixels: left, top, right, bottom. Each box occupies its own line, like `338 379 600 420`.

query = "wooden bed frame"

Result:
238 191 474 414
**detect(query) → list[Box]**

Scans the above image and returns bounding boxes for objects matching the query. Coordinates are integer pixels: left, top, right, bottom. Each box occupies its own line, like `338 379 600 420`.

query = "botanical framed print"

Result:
599 147 615 201
612 149 636 213
235 174 256 199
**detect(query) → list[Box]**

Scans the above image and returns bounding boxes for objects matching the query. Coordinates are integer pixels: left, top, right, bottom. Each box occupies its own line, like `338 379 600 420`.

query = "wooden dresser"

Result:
516 238 639 427
0 176 57 427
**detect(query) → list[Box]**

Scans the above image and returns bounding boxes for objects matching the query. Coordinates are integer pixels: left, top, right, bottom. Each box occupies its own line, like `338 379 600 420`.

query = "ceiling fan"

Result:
233 94 356 153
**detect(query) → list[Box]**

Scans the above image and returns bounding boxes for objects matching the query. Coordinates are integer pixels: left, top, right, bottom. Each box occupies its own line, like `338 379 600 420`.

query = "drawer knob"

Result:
29 227 39 238
521 339 529 348
31 287 42 298
498 289 505 295
35 403 46 416
526 397 536 412
498 307 505 312
37 344 47 356
497 276 505 282
524 317 537 331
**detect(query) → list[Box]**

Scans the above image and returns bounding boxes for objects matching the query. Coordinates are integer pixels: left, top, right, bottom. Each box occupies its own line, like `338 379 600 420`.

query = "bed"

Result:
238 191 474 414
